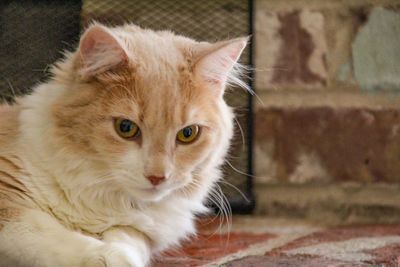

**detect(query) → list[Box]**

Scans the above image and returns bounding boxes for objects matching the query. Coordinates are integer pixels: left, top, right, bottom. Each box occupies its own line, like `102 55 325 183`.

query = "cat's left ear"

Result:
77 24 128 78
194 37 248 95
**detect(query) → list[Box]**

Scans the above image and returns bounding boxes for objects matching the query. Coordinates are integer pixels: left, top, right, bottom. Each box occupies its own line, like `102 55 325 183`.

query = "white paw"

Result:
82 243 143 267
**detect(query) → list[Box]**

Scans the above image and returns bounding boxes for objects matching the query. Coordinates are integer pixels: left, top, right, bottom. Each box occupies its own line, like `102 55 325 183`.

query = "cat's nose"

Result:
146 175 166 186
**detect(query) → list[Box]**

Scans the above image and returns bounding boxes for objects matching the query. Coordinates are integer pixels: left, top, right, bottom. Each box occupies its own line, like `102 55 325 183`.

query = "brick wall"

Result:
253 0 400 222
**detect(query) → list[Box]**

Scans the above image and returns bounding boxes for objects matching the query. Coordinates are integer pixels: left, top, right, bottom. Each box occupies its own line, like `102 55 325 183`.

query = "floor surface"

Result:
153 216 400 266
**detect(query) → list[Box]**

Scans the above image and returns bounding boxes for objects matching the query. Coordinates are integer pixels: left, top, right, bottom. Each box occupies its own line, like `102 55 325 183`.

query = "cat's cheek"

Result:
118 149 144 169
175 131 214 164
167 171 193 190
94 128 142 161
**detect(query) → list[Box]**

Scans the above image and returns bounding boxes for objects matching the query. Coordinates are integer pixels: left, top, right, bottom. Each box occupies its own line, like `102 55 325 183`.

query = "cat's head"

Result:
50 23 247 203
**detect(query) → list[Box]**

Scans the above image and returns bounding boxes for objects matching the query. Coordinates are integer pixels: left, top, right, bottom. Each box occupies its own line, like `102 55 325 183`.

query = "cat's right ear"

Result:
193 38 248 97
77 24 128 78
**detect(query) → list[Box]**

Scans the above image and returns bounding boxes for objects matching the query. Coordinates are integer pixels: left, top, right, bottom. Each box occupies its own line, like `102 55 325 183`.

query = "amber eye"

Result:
114 118 140 139
177 125 200 144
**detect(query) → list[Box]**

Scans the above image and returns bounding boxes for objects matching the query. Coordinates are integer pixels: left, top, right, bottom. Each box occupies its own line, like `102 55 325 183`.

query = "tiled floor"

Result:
153 216 400 266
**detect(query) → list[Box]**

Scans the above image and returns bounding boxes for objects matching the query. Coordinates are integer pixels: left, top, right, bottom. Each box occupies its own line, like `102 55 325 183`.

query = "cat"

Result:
0 22 247 267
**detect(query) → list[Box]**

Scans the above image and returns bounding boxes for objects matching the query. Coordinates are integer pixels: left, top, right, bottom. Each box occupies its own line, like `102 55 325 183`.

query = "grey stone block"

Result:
353 7 400 91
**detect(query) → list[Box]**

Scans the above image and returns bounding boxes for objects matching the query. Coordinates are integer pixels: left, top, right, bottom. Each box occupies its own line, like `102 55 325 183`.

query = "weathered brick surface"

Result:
353 7 400 91
254 183 400 224
255 107 400 184
325 7 367 87
255 8 328 90
254 0 400 221
255 1 400 91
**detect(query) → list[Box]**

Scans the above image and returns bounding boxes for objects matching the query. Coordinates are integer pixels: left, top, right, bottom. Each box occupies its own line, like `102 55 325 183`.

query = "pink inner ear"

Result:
226 40 247 62
78 25 127 77
195 38 247 88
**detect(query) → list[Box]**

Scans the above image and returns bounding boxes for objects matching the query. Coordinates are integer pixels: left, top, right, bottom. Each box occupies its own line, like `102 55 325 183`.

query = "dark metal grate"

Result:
0 0 81 101
0 0 254 213
82 0 249 43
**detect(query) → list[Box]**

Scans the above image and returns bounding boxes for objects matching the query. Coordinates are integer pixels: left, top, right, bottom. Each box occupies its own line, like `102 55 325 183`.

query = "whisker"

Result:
233 117 245 150
214 183 232 249
189 181 228 238
224 159 258 178
218 180 250 203
253 91 265 106
6 79 17 99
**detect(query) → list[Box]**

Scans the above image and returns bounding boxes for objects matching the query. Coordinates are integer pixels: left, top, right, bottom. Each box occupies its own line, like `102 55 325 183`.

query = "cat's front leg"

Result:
0 208 106 267
82 242 147 267
85 226 151 267
0 208 149 267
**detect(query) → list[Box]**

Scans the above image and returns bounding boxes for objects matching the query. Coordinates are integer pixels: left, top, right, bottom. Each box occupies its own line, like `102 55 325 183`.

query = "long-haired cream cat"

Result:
0 23 247 267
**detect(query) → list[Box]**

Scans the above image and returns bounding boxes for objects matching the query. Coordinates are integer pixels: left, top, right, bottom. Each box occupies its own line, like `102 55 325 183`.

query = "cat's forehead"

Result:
114 26 192 71
103 87 206 132
101 65 207 129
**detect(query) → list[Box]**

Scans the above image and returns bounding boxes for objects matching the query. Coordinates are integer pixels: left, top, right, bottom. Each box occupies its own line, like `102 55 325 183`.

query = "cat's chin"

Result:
130 187 172 202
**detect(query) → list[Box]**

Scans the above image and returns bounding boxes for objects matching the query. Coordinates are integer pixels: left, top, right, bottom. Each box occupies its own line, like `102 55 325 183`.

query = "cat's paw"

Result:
82 243 143 267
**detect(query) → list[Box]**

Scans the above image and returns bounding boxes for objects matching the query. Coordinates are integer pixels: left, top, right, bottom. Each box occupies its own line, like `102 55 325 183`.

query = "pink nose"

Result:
146 175 166 186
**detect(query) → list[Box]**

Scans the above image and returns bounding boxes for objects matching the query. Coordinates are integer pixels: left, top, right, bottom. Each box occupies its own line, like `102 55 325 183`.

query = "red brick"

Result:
255 107 400 183
255 9 328 89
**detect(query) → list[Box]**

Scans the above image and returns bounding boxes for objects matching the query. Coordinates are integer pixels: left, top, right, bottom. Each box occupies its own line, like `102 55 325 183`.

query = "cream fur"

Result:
0 23 247 267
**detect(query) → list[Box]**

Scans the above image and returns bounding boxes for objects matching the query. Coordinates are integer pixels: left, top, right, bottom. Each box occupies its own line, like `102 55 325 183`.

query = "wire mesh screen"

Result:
0 0 81 100
0 0 253 212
